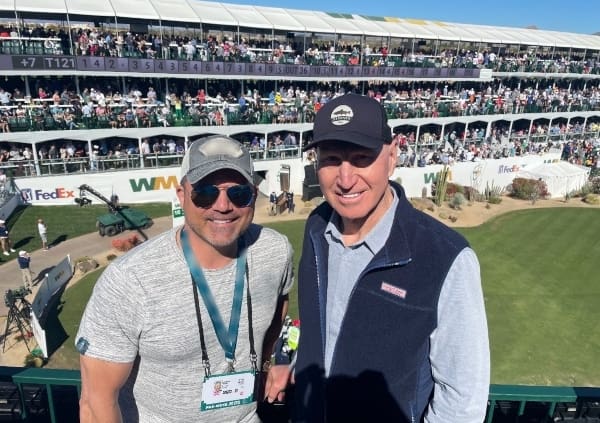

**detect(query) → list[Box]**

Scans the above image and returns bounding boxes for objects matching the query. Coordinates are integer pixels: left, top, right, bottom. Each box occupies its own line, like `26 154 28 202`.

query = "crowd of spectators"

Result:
0 78 599 134
393 120 600 168
1 24 599 75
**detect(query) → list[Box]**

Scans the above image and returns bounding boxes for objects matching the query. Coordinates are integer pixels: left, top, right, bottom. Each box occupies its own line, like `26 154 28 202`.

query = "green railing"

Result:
0 367 80 422
1 367 600 422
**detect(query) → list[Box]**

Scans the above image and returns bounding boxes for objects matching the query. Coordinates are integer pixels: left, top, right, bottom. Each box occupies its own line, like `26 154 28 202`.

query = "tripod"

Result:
2 290 33 353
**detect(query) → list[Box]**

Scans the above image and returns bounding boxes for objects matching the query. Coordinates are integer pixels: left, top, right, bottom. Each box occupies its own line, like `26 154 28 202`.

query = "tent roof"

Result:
519 161 590 178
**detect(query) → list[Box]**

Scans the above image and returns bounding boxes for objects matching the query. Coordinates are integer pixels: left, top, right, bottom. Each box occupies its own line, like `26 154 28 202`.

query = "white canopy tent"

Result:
517 162 591 198
0 0 599 50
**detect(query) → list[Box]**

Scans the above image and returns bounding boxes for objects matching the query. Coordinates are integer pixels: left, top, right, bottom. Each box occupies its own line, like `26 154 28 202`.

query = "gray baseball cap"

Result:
180 135 254 185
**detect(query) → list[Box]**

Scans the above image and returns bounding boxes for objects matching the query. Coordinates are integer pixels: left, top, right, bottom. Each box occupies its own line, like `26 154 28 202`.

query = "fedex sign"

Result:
21 187 76 202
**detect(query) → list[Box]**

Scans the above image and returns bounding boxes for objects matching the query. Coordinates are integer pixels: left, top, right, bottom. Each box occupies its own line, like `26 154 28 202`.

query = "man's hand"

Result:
263 364 293 404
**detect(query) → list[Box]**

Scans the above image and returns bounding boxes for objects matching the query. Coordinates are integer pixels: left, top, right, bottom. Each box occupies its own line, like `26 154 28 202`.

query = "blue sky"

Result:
224 0 598 35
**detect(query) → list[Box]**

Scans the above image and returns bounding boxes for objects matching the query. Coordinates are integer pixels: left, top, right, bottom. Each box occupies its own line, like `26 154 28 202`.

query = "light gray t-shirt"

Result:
76 225 294 422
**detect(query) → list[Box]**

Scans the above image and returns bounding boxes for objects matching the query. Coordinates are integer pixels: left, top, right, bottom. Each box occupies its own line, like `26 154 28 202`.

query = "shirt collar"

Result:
324 186 399 254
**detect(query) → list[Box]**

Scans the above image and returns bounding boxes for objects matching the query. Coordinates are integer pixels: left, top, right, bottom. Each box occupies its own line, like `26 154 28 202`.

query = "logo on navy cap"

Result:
330 105 354 126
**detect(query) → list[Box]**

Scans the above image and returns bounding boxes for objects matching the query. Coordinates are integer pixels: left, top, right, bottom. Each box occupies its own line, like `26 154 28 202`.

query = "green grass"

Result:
0 203 170 264
260 220 306 318
44 269 102 369
17 206 600 387
457 208 600 386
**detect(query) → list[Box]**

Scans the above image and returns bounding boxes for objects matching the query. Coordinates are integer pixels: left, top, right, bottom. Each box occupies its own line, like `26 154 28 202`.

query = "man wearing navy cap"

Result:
291 94 490 422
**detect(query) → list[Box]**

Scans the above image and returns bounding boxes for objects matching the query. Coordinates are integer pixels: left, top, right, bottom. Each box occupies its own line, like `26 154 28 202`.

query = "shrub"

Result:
575 183 594 197
484 181 505 201
24 348 45 368
488 196 503 204
450 192 466 209
446 182 463 197
463 186 480 202
509 178 549 201
73 256 92 265
111 234 142 252
583 193 600 205
590 176 600 194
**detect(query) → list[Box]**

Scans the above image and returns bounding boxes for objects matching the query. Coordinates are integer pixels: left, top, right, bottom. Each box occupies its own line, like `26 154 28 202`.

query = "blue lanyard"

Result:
181 229 247 365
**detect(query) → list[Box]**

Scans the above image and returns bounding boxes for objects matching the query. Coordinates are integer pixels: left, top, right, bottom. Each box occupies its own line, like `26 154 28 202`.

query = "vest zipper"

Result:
329 257 412 373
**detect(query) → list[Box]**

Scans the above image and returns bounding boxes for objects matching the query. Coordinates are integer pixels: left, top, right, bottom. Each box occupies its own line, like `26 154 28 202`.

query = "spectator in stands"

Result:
0 112 10 133
283 95 490 422
147 86 157 103
64 109 79 130
197 89 206 104
0 88 12 106
76 135 293 422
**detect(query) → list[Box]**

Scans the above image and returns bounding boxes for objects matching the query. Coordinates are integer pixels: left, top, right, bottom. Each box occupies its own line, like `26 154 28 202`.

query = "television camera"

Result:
4 286 31 307
74 196 92 207
2 286 33 353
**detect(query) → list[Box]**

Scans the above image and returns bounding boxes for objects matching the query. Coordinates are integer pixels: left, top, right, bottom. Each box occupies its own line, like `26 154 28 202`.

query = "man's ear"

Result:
388 141 398 176
176 183 186 204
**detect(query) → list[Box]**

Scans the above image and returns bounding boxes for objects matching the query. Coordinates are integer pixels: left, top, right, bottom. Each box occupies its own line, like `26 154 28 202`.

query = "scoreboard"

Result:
0 54 481 79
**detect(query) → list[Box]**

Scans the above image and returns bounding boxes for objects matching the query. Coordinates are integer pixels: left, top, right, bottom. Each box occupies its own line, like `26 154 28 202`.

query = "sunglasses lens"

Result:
192 185 219 208
191 184 254 208
227 185 254 207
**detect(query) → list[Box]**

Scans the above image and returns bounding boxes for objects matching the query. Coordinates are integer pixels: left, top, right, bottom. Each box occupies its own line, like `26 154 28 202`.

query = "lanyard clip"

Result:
202 359 211 377
226 358 235 373
249 352 258 372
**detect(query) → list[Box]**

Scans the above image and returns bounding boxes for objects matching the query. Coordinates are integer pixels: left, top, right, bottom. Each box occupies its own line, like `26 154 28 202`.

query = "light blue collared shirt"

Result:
324 188 399 374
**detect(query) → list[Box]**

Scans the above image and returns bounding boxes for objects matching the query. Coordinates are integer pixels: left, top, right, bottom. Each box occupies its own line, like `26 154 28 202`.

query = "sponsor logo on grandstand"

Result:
24 187 75 201
423 169 453 184
21 188 33 202
129 176 179 192
498 164 521 174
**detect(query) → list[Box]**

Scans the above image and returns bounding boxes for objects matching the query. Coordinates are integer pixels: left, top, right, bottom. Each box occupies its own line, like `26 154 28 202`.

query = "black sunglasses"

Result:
191 184 255 208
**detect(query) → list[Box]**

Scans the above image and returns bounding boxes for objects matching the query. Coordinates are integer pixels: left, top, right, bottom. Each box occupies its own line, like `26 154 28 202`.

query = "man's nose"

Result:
337 161 356 188
212 189 233 211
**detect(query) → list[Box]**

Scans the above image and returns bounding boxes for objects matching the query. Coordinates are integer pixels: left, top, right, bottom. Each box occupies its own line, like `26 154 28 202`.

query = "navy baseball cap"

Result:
303 94 393 151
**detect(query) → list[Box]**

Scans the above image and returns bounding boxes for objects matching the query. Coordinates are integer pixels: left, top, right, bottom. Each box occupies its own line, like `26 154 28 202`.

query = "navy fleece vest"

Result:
294 182 469 423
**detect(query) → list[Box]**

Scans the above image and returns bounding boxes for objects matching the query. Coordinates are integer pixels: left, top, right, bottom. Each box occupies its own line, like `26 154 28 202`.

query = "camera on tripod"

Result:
4 287 31 307
74 196 92 207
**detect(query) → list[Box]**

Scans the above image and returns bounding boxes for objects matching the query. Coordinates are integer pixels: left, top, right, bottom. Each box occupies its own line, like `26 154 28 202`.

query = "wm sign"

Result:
129 176 179 192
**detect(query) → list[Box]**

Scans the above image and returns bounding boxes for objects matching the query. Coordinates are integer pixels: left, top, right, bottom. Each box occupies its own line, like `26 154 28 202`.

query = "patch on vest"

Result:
380 282 407 299
75 337 89 355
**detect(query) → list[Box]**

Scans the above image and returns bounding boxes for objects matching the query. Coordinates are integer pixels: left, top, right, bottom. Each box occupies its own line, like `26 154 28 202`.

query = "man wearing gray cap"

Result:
76 135 294 422
290 94 489 422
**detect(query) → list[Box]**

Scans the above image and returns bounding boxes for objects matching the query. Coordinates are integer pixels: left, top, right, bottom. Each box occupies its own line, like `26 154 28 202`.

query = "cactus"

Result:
434 165 450 206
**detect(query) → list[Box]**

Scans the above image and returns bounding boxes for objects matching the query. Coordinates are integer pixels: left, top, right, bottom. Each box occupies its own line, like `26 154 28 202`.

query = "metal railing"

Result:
1 366 599 422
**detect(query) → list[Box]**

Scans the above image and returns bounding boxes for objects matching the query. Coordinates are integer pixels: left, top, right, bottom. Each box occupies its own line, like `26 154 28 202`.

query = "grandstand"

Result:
1 0 600 421
0 0 598 200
